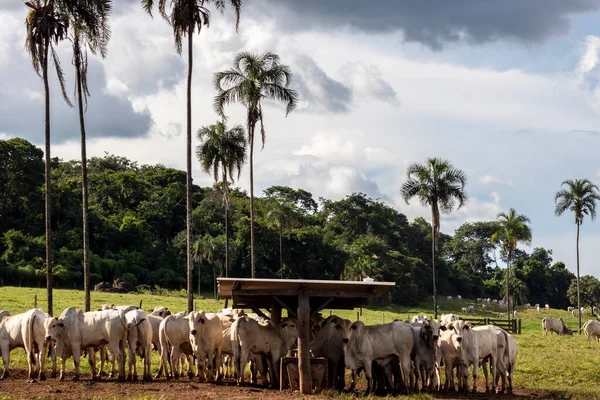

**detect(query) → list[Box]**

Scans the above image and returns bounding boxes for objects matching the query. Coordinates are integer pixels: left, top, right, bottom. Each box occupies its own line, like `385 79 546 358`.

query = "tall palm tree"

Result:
64 0 111 312
193 234 225 299
25 0 71 316
214 52 298 278
401 157 467 319
265 198 298 278
491 208 532 320
555 179 600 331
196 120 247 278
143 0 242 313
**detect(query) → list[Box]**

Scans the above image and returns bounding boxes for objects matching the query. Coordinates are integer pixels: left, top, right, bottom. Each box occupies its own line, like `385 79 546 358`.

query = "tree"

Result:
64 0 112 312
143 0 242 313
567 275 600 316
264 198 299 278
196 121 247 277
401 158 467 318
193 234 225 299
214 51 298 278
491 208 532 320
555 178 600 331
25 0 72 316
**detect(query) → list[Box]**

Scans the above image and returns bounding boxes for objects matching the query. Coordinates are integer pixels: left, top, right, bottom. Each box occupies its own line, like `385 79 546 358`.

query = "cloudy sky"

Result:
2 1 600 277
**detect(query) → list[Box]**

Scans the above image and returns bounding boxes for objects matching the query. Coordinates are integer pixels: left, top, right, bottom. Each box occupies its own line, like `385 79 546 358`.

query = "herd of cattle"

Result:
0 305 522 394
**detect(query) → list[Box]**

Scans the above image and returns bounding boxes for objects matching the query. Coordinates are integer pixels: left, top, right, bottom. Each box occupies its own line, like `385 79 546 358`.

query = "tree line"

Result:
2 137 591 310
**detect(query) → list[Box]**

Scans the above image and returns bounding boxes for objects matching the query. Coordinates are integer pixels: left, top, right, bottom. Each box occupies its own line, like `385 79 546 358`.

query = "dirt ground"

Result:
0 370 558 400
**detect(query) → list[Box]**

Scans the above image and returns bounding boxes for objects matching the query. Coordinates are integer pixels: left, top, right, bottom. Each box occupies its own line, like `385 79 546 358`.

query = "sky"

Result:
2 1 600 277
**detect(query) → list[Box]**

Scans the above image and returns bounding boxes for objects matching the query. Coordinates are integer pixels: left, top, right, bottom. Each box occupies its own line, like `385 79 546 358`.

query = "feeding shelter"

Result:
217 278 395 394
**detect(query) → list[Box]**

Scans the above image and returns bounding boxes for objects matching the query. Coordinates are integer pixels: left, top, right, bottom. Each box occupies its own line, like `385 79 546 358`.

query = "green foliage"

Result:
568 275 600 310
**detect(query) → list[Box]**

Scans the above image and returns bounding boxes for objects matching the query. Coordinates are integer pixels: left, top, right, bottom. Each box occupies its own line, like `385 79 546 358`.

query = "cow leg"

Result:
170 347 180 379
0 342 10 378
88 348 98 379
48 345 57 379
481 360 489 393
72 347 82 381
400 355 411 392
213 346 221 381
239 348 250 384
490 353 497 393
127 340 136 381
37 338 48 380
471 361 477 393
186 353 194 379
59 355 67 381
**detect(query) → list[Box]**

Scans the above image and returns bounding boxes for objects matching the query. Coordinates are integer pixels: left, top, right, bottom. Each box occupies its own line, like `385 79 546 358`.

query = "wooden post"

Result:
360 307 362 316
518 319 522 334
224 298 229 309
34 295 37 309
382 313 384 324
139 300 143 309
356 311 359 321
329 310 332 316
271 300 282 324
297 288 312 394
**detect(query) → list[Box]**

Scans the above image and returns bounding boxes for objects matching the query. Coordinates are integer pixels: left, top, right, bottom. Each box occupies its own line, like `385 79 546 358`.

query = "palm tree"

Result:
193 234 225 299
143 0 242 313
401 157 467 319
64 0 111 312
491 208 532 320
196 120 247 278
25 0 72 316
265 198 299 278
214 52 298 278
555 179 600 331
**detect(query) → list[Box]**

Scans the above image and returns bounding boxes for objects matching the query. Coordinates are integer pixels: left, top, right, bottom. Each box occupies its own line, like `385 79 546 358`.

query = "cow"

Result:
447 296 453 301
411 320 436 390
94 282 112 291
445 320 478 392
411 315 429 324
440 314 459 325
309 316 346 390
545 304 550 310
142 306 171 378
0 308 56 381
498 313 505 318
44 307 127 381
124 309 153 381
457 295 462 300
461 307 468 313
536 304 540 313
492 328 517 393
341 320 414 392
158 313 194 379
542 316 573 336
581 320 600 341
471 325 502 393
437 325 466 391
186 311 223 382
567 306 575 312
231 316 298 387
113 278 136 293
513 310 518 319
466 305 474 313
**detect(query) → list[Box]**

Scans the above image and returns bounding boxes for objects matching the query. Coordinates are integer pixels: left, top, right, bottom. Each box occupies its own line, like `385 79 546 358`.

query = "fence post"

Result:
34 295 37 309
382 313 384 324
357 311 360 321
360 308 363 316
139 300 143 310
518 319 522 334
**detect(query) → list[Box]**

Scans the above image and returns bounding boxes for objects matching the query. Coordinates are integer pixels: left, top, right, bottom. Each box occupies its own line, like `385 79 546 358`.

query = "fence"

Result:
462 317 522 334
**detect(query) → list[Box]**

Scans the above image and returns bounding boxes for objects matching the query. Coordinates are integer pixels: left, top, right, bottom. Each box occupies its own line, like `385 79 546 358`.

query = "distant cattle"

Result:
513 311 518 319
581 320 600 342
545 304 550 310
94 282 112 291
567 307 575 312
447 296 453 301
457 295 462 300
411 315 429 324
542 317 572 336
440 314 459 325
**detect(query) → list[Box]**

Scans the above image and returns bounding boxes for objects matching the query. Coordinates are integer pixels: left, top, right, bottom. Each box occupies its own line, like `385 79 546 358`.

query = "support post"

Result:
298 287 311 394
271 300 282 324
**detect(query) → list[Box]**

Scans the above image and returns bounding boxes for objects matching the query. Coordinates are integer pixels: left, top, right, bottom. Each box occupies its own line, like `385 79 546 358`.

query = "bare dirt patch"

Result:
0 369 560 400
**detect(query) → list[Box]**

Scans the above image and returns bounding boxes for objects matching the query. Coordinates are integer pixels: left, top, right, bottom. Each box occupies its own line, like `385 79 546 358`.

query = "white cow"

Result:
457 295 462 301
536 304 540 313
44 307 127 381
513 310 518 319
125 309 153 381
187 311 223 382
466 305 474 313
340 320 414 392
542 316 573 336
440 314 459 325
461 307 468 313
581 320 600 341
446 320 479 392
411 320 437 390
545 304 550 310
411 315 429 324
0 308 56 380
231 316 298 387
158 313 194 379
437 325 466 391
145 307 171 378
498 313 505 318
447 296 453 301
472 325 501 393
567 306 575 312
493 329 517 393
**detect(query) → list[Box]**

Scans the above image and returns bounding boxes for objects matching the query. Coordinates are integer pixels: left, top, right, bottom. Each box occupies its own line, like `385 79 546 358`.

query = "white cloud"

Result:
479 175 512 186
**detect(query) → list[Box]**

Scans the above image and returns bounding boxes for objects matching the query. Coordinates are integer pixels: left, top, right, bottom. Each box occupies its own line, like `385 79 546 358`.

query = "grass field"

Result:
1 286 600 399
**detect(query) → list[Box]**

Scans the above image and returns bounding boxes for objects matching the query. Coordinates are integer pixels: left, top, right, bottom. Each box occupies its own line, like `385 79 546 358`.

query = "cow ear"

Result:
350 324 358 330
58 322 65 328
148 308 154 313
183 316 189 321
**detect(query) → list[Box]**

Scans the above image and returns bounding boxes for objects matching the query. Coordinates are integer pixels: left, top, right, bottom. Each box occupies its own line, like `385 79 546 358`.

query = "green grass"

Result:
1 287 599 399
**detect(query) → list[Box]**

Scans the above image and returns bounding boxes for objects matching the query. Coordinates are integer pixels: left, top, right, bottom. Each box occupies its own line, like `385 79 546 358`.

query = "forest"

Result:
1 137 595 309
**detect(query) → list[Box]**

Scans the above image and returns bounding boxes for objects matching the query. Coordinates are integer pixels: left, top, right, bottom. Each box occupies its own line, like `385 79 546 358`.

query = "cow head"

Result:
44 316 67 356
280 318 299 349
420 320 434 348
340 320 364 345
449 319 471 344
99 303 115 311
186 311 206 337
149 306 171 318
430 319 445 341
334 319 353 344
0 310 10 322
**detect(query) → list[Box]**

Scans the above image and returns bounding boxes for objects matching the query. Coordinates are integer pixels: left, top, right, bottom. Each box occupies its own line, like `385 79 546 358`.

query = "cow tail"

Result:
159 318 172 377
501 330 511 375
26 312 36 365
231 319 242 380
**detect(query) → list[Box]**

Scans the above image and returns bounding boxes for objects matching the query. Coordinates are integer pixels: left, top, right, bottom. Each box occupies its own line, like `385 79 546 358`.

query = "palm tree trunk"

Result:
75 38 90 312
185 28 194 314
249 121 255 278
43 36 53 316
506 249 511 321
279 223 283 279
213 263 217 300
431 209 437 320
577 222 581 333
223 170 229 278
